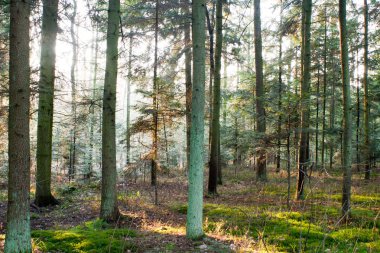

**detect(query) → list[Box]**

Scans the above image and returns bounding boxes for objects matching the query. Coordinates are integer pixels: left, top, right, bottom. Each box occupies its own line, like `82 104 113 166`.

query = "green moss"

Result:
32 219 136 253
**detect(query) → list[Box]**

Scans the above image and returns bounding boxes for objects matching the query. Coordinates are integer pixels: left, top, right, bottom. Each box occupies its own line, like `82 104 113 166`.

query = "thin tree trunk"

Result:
321 7 327 172
126 32 132 165
254 0 267 181
205 4 215 152
186 0 206 239
184 0 192 172
88 26 99 181
35 0 59 207
315 67 320 171
329 55 336 171
151 0 159 186
208 0 223 194
296 0 312 200
100 0 120 222
69 0 77 181
363 0 370 180
276 0 283 173
5 1 32 251
339 0 353 219
163 115 169 166
356 48 360 172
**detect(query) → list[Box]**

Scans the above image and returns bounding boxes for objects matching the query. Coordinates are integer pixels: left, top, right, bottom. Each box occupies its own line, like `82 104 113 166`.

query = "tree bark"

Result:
363 0 370 180
208 0 222 195
315 68 320 171
321 7 327 172
88 26 99 181
5 0 32 251
276 0 283 173
339 0 353 219
186 0 206 240
151 0 159 187
126 31 132 165
100 0 120 222
254 0 267 181
296 0 312 200
35 0 60 207
184 0 192 172
69 0 77 181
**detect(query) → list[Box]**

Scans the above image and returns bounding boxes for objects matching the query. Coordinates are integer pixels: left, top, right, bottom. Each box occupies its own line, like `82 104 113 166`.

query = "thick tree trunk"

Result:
296 0 312 200
363 0 370 180
100 0 120 222
5 0 32 251
208 0 222 195
186 0 206 240
339 0 353 219
35 0 59 207
254 0 267 181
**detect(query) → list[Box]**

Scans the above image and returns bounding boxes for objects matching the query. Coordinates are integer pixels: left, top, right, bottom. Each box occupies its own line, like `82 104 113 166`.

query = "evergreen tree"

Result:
100 0 120 222
5 0 32 251
208 0 223 195
35 0 60 207
186 0 206 240
296 0 312 200
254 0 266 181
339 0 353 219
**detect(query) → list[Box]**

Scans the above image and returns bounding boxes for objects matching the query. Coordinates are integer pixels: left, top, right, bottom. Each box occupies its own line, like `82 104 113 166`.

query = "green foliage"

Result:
32 219 137 253
172 202 380 252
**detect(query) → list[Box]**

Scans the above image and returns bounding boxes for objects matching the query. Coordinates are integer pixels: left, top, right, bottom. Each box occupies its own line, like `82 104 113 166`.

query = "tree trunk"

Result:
69 0 77 181
5 0 32 251
356 48 360 172
205 4 215 152
321 7 327 172
315 68 320 171
254 0 266 181
276 0 283 173
100 0 120 222
87 27 99 182
363 0 370 180
151 0 159 186
35 0 59 207
329 56 336 171
296 0 312 200
339 0 353 219
126 32 132 165
184 0 192 172
186 0 206 240
208 0 222 195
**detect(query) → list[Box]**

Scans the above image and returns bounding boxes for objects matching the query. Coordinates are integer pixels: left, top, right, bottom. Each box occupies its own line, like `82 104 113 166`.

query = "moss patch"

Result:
32 219 137 253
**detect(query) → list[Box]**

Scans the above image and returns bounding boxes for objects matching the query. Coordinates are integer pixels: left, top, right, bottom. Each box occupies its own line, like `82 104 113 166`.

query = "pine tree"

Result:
35 0 60 207
5 0 32 251
100 0 120 222
186 0 206 240
208 0 223 195
254 0 267 181
296 0 312 200
339 0 353 219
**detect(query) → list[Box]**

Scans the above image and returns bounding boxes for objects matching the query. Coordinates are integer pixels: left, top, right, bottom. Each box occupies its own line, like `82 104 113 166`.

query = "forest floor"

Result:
0 165 379 252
